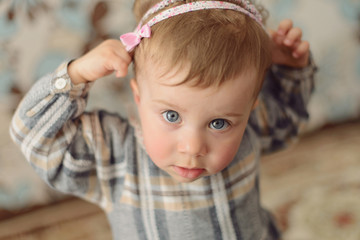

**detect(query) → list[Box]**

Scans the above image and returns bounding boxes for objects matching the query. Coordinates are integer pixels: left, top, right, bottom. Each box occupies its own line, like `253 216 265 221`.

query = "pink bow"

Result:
120 24 151 52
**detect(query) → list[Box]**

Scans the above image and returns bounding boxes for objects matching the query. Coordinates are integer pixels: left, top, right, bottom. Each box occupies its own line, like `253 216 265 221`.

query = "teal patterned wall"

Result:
261 0 360 130
0 0 135 94
0 0 359 210
0 0 136 210
1 0 359 127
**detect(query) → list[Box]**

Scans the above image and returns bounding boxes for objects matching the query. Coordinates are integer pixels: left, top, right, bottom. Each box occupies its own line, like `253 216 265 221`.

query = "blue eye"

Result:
162 110 181 123
210 119 229 130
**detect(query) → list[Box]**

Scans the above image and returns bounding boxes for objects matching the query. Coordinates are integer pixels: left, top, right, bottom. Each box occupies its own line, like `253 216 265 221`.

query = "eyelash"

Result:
161 110 231 131
162 110 181 124
209 119 230 130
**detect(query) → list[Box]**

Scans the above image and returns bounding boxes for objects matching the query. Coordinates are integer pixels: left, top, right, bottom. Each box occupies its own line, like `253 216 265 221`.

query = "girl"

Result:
10 0 316 239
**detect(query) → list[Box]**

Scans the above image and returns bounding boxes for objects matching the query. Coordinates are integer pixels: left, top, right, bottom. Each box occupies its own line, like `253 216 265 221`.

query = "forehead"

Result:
136 58 258 111
134 36 263 90
136 55 257 89
135 52 184 84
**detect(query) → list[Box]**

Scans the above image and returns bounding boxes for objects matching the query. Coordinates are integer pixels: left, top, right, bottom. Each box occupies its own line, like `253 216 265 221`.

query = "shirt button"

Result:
55 78 67 90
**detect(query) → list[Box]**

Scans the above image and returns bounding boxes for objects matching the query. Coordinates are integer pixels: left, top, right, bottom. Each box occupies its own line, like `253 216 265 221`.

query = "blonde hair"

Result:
133 0 272 96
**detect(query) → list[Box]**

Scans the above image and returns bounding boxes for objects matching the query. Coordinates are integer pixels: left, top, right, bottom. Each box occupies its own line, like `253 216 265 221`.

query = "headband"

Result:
120 0 264 52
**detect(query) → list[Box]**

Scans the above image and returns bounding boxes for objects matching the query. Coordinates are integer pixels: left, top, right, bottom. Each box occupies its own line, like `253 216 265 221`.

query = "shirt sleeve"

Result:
248 56 317 154
9 62 131 211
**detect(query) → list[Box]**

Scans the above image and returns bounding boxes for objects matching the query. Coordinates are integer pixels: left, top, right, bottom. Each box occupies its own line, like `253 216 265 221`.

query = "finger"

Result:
116 69 127 78
100 50 128 77
268 29 284 46
277 19 293 36
104 40 132 77
270 28 287 45
284 27 303 47
116 43 132 64
115 51 131 78
268 29 277 40
293 40 310 59
111 58 129 78
107 39 132 64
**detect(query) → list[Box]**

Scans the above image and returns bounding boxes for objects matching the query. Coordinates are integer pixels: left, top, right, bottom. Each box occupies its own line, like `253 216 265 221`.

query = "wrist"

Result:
271 53 317 80
67 60 87 85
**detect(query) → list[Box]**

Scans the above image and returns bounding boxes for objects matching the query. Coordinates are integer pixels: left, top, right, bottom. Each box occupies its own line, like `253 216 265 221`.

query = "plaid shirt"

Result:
10 59 316 240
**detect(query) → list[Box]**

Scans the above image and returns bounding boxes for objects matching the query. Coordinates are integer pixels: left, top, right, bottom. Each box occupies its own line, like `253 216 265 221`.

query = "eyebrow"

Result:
153 99 187 113
153 99 244 118
222 112 244 118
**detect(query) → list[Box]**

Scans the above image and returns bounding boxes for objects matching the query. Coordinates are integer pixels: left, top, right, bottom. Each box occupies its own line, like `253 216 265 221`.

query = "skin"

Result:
67 19 310 183
130 62 258 182
269 19 310 68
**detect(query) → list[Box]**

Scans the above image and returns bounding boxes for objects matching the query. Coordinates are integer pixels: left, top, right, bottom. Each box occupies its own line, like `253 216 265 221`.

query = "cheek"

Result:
140 110 174 166
209 134 244 173
212 144 240 172
143 131 171 160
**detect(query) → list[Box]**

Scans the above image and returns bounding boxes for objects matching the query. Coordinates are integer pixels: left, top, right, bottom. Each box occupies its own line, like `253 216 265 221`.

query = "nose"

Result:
177 129 208 157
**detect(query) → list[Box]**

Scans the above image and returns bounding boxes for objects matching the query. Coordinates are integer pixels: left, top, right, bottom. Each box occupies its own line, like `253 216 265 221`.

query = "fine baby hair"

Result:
122 0 272 95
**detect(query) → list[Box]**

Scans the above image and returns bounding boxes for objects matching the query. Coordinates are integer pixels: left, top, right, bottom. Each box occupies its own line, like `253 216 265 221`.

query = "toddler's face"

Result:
131 60 258 183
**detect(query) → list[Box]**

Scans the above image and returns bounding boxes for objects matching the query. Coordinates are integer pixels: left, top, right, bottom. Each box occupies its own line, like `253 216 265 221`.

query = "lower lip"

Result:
173 166 205 180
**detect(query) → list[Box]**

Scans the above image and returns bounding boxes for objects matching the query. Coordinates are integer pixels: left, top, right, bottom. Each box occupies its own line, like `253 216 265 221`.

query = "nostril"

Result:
177 130 208 157
177 141 208 157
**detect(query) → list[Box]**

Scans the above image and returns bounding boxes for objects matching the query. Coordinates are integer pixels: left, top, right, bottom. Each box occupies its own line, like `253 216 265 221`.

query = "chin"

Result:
175 177 199 183
169 172 206 184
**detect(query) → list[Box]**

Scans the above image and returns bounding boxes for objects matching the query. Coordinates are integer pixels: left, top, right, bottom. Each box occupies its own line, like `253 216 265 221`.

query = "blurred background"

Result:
0 0 359 239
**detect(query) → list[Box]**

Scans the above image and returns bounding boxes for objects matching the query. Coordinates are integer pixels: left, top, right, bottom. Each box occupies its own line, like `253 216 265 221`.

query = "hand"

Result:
269 19 310 68
68 39 132 85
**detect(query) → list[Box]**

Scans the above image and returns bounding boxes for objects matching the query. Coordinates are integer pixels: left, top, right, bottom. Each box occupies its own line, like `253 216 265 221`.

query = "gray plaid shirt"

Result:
10 59 316 240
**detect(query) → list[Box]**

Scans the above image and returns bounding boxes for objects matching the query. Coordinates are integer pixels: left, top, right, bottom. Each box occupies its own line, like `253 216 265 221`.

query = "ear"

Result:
251 98 259 110
130 78 141 105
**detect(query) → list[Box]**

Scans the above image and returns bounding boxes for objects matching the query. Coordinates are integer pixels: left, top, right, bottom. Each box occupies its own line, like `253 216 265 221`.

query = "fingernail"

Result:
276 36 284 45
277 29 285 36
284 39 293 46
292 52 299 58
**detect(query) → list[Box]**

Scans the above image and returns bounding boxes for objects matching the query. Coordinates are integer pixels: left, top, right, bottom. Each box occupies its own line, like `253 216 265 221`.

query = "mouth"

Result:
172 166 205 180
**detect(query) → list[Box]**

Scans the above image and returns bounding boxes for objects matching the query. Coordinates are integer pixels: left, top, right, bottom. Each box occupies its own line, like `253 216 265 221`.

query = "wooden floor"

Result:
0 198 111 240
0 120 359 240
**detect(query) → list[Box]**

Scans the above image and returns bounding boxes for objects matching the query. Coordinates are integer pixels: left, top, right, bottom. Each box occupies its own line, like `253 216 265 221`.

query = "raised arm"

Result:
249 19 317 153
9 40 132 209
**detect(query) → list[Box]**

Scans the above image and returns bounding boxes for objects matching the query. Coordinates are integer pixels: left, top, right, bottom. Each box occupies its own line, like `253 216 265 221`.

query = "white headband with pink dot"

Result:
120 0 264 52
